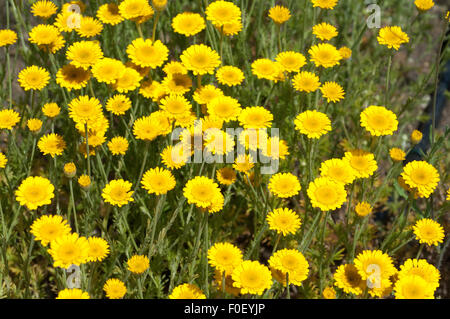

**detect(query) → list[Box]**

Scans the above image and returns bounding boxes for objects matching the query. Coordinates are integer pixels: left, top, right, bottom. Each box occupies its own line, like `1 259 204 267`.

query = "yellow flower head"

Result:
319 158 355 185
183 176 223 209
343 150 377 178
31 0 58 19
15 176 55 210
267 208 301 236
87 237 110 262
56 288 90 299
30 215 71 247
311 0 339 10
414 0 434 12
216 167 237 185
127 254 150 274
0 29 18 47
334 263 365 295
216 66 245 86
251 59 282 81
207 96 242 122
413 218 444 246
401 161 439 198
97 3 124 25
355 202 372 217
312 22 338 41
0 153 7 169
377 26 409 50
92 58 126 84
180 44 221 75
292 71 321 93
411 130 422 144
48 233 90 268
38 133 66 158
0 109 20 130
294 110 331 139
119 0 154 23
56 64 91 91
360 105 398 136
232 260 273 295
108 136 129 155
354 250 397 281
276 51 306 73
398 259 440 291
68 95 103 126
268 5 291 24
76 16 103 38
78 174 91 189
238 106 273 129
67 41 104 70
172 12 206 37
102 179 134 207
18 65 50 91
320 81 345 103
389 148 406 162
106 94 132 116
323 286 336 299
208 242 243 275
268 249 309 286
309 43 341 68
268 172 301 198
338 46 352 59
127 38 169 69
63 162 77 178
104 278 127 299
141 167 176 195
169 283 206 299
205 0 241 28
394 275 434 299
307 176 347 211
27 118 43 133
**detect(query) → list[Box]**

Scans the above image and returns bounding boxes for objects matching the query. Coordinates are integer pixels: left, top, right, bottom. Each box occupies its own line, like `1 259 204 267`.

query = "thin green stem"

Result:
152 11 161 42
84 123 90 177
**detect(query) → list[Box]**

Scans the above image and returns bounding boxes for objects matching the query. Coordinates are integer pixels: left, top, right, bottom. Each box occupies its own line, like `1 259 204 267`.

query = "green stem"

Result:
152 11 161 42
68 179 79 233
84 123 90 177
385 54 392 107
286 272 290 299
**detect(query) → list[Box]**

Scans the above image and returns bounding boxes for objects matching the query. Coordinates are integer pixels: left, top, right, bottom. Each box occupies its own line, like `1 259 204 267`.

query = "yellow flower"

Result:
104 278 127 299
320 81 345 103
312 22 338 41
233 154 255 175
66 41 104 70
127 255 150 274
401 161 439 198
78 174 91 189
216 167 237 185
76 16 103 38
334 264 364 295
309 43 341 68
97 4 124 25
0 29 18 47
169 283 206 299
394 275 434 299
30 215 71 247
102 179 134 207
276 51 306 73
360 105 398 136
63 162 77 178
411 130 422 144
294 110 331 139
343 150 377 178
15 176 54 210
108 137 129 155
311 0 338 9
292 71 321 93
56 288 90 299
28 24 61 48
172 12 206 37
389 148 406 162
414 0 434 11
208 242 243 275
56 64 90 91
152 0 167 11
205 0 241 28
267 208 301 236
232 260 273 295
0 109 20 130
307 177 347 211
398 259 440 291
141 167 176 195
48 233 90 268
216 19 242 36
183 176 222 209
268 5 291 24
268 249 309 286
126 38 169 69
323 286 336 299
216 66 245 86
68 95 103 126
92 58 126 84
355 202 372 217
207 96 242 122
119 0 154 23
18 65 50 91
413 219 444 246
354 250 397 281
180 44 221 75
377 26 409 50
204 128 235 155
251 58 281 81
31 0 58 19
42 102 60 118
238 107 273 129
0 153 7 169
268 172 301 198
140 80 167 102
27 118 43 133
106 94 132 115
87 237 110 262
159 95 192 119
113 67 143 93
160 144 190 170
38 133 66 157
319 158 355 185
338 46 352 59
